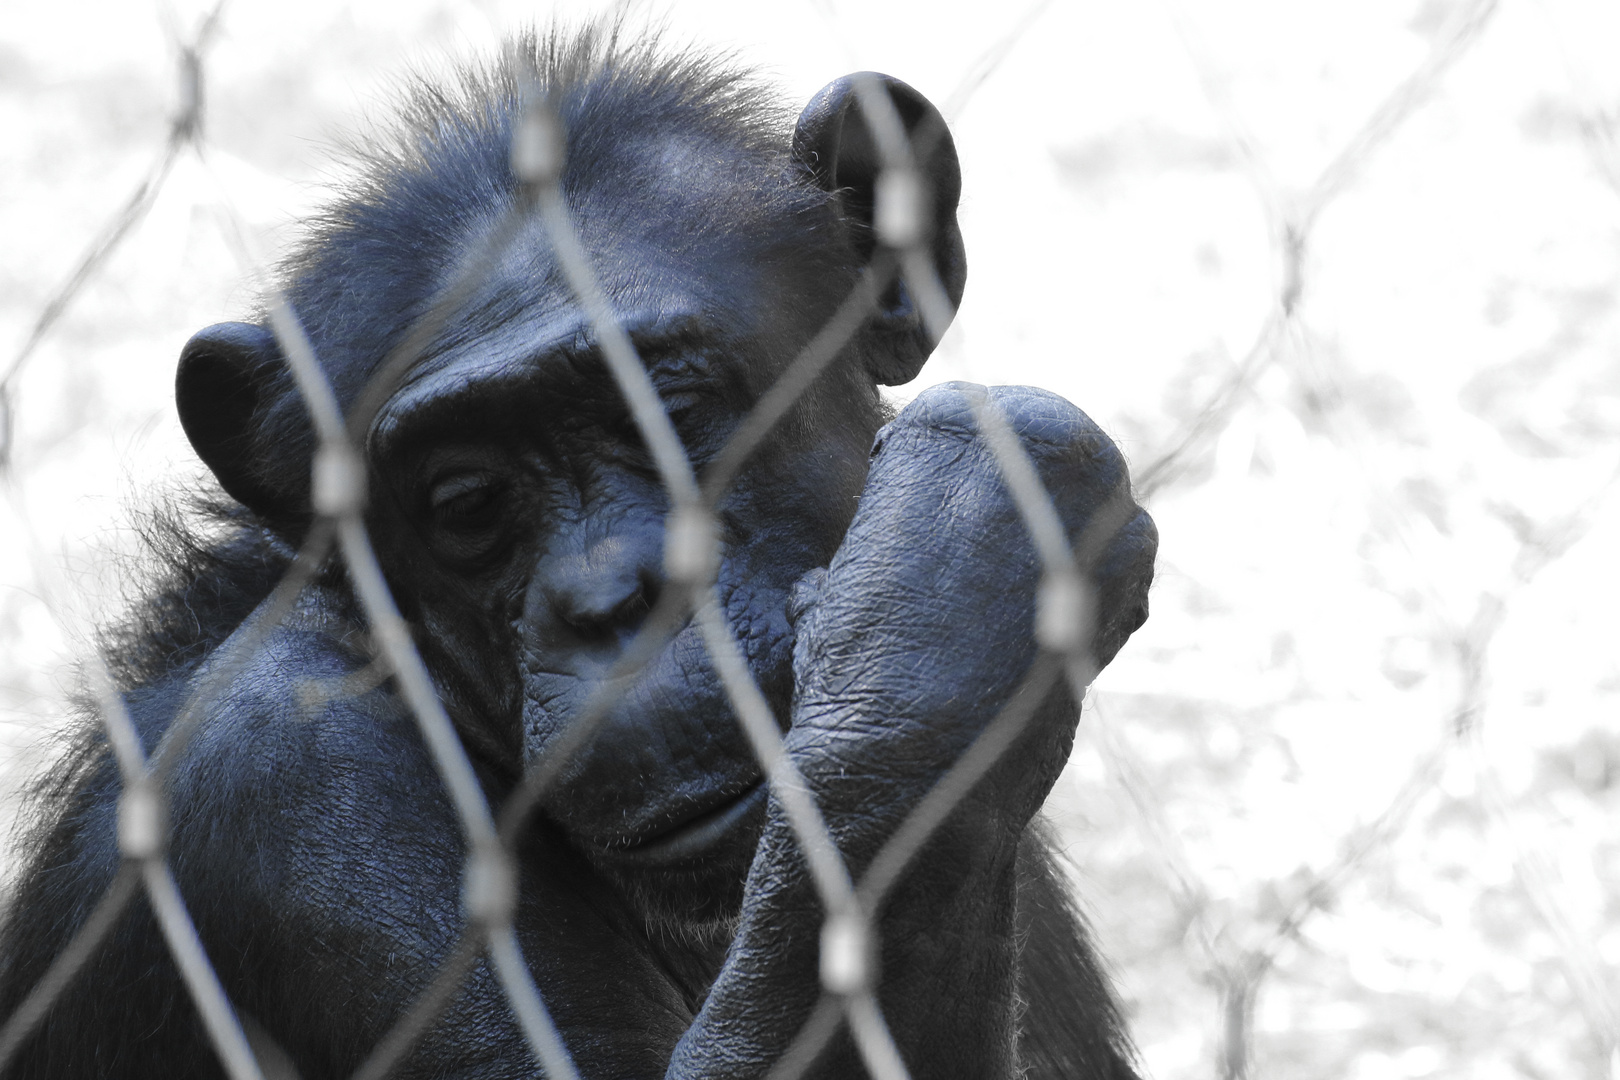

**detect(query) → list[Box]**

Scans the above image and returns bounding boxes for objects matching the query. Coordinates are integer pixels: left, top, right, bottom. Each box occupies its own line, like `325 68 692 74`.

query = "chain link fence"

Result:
2 1 1618 1077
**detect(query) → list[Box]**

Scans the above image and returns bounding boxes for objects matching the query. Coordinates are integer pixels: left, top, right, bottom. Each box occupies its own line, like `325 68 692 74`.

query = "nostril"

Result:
556 573 659 641
537 530 667 644
603 579 657 631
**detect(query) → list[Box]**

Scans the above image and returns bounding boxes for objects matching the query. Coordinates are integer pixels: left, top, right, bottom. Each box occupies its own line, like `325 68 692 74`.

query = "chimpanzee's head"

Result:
174 30 965 921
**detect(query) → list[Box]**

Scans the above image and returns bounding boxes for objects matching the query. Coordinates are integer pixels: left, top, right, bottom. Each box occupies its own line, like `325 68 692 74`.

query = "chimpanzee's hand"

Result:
671 383 1154 1080
786 381 1156 858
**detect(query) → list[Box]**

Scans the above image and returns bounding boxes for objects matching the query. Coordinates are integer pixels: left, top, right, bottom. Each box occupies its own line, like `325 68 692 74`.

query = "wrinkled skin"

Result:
674 383 1156 1078
0 35 1156 1080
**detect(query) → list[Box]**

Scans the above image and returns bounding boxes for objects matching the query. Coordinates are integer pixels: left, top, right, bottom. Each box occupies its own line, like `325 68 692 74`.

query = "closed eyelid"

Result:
427 472 497 508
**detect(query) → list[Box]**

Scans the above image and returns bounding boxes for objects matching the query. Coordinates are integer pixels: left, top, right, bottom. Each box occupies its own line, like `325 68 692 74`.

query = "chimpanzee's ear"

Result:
176 322 300 519
793 73 966 386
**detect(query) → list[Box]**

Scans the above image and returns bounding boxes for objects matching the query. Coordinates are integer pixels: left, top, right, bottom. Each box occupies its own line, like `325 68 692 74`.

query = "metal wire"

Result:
346 932 483 1080
4 3 1617 1078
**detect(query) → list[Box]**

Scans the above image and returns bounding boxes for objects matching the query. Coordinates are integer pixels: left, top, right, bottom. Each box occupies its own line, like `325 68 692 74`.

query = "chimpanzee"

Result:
0 26 1157 1080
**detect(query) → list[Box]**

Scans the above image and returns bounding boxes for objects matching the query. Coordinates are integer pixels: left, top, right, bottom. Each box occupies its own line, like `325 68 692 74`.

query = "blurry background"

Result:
2 0 1617 1076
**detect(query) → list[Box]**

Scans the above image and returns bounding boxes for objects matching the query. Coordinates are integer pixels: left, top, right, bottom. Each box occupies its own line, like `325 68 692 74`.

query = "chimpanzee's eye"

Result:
427 472 506 527
658 389 731 462
421 469 513 566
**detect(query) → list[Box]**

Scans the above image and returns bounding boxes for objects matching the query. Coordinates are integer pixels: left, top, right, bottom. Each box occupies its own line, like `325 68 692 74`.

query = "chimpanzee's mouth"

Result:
594 781 769 868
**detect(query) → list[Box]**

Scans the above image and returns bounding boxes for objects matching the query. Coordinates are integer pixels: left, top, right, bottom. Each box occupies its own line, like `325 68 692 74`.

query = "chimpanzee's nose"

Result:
536 534 663 643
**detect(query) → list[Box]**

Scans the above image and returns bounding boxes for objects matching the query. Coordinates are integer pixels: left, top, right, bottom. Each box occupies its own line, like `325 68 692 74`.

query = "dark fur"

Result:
0 27 1148 1079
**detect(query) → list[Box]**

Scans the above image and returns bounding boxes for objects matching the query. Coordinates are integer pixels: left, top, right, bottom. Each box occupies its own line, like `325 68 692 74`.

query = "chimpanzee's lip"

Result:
594 781 769 867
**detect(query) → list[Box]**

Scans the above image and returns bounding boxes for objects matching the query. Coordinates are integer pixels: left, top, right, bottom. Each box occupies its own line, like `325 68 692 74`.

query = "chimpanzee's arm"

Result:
670 384 1156 1079
124 594 695 1079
